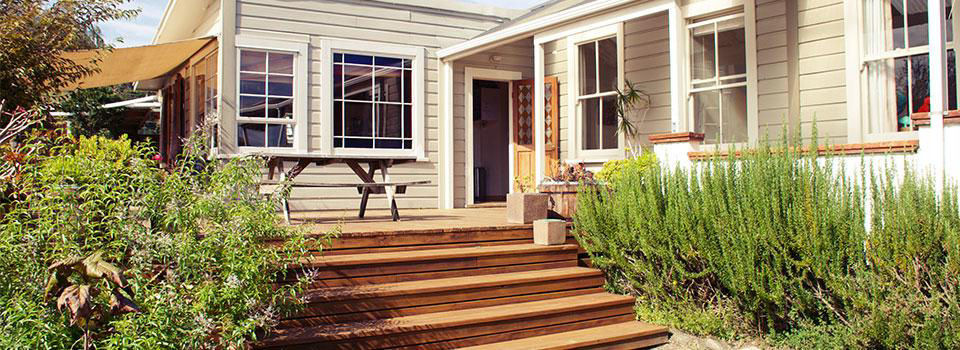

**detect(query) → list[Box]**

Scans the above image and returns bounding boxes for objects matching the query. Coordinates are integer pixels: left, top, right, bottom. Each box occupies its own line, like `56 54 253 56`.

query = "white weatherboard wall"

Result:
231 0 512 211
797 0 847 143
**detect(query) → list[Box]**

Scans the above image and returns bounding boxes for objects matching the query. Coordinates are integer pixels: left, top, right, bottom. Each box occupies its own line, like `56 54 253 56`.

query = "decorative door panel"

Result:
512 76 561 191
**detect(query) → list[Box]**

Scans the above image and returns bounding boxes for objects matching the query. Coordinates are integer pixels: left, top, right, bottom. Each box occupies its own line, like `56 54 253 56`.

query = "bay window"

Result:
861 0 956 135
689 14 748 145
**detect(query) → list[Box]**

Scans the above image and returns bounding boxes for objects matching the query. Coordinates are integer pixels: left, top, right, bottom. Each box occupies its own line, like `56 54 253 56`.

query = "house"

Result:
70 0 959 212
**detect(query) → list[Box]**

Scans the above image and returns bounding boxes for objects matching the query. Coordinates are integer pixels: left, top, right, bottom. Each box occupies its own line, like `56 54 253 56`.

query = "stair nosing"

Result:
457 321 670 350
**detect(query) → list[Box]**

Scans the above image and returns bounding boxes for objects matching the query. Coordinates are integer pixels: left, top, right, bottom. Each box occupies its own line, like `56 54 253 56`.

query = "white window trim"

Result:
319 38 426 160
235 35 309 153
683 3 759 147
566 23 626 161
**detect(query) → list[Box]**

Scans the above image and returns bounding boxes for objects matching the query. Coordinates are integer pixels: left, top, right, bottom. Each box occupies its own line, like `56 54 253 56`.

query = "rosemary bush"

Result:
0 133 322 349
574 140 960 348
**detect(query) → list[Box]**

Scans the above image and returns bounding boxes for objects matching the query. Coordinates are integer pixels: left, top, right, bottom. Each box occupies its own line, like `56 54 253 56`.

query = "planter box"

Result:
538 183 580 219
533 219 566 245
506 193 548 224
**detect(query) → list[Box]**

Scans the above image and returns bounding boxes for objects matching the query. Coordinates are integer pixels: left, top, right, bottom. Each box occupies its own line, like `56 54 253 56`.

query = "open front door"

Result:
512 76 560 191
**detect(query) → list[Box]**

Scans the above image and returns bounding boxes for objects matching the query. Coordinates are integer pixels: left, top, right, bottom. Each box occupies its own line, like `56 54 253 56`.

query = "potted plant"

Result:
538 162 594 219
506 175 549 224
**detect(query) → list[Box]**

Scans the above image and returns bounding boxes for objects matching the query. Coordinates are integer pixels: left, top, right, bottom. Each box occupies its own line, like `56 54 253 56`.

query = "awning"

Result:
61 37 215 90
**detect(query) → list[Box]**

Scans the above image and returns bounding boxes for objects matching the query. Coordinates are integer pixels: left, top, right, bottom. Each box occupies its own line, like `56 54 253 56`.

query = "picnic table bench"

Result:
259 154 429 223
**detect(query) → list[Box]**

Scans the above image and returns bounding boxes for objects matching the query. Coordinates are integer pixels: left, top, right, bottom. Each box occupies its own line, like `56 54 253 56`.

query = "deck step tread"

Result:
301 243 579 266
257 292 634 347
304 267 601 301
458 321 670 350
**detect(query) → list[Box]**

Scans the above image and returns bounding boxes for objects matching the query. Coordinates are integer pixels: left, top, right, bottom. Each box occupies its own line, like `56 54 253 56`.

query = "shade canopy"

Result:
61 37 215 90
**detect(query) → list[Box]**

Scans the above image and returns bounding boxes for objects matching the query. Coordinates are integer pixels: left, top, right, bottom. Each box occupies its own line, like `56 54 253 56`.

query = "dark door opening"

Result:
473 79 510 203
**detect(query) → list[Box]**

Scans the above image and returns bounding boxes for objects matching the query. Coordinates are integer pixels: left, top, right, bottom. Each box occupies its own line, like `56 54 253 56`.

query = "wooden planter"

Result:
538 182 580 219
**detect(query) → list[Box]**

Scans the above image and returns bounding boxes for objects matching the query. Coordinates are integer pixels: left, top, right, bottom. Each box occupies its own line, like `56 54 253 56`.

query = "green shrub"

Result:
594 151 657 184
574 140 960 349
0 133 326 349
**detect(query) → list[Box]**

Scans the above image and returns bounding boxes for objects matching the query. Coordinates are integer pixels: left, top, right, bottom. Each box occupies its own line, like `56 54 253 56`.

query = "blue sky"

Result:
100 0 549 47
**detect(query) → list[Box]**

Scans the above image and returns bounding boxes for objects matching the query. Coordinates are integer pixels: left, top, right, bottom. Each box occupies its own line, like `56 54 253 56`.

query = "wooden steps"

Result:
258 225 669 349
458 322 670 350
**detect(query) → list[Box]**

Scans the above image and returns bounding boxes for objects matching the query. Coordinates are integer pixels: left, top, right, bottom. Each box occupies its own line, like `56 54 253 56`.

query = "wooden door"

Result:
512 76 560 191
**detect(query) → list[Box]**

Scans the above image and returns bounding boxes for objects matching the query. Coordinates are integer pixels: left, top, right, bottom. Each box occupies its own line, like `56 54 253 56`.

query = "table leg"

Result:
379 160 399 221
280 159 308 224
346 160 378 219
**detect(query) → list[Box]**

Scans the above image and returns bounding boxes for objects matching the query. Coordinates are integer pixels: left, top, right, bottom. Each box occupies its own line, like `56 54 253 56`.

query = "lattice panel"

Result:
514 82 534 145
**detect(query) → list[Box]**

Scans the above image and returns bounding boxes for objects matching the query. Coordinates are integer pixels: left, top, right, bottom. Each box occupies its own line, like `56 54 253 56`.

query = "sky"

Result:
100 0 550 48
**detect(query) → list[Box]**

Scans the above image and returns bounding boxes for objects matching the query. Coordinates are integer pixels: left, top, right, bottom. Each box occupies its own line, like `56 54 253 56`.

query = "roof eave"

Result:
437 0 632 61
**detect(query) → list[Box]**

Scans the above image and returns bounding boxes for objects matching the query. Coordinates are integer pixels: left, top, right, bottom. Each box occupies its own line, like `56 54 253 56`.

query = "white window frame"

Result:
856 0 958 142
320 38 426 159
566 23 625 161
686 13 750 146
235 35 309 153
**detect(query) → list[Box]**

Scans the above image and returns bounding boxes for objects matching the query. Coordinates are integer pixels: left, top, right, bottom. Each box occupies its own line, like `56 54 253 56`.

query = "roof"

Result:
438 0 639 60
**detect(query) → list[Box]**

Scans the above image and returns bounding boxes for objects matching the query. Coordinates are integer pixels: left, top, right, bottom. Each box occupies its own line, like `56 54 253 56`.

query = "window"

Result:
237 49 296 148
689 15 748 145
577 36 619 151
861 0 956 135
332 53 413 149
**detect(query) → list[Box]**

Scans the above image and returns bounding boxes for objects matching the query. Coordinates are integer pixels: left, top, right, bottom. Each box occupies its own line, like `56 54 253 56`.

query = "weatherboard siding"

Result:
231 0 506 210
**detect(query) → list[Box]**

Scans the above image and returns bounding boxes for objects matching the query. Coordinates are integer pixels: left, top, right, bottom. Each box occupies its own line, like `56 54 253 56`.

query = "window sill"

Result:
911 110 960 127
570 149 624 163
649 132 705 144
687 140 920 160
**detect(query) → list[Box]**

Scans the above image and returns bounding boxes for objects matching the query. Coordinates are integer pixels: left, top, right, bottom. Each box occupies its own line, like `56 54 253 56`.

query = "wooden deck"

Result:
256 207 670 349
291 206 524 234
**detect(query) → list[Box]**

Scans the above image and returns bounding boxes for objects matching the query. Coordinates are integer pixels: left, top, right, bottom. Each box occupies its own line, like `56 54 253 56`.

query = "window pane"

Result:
906 1 928 48
269 52 294 74
579 42 597 95
598 37 618 93
344 54 373 65
238 123 265 147
375 139 404 149
891 2 907 49
334 64 343 99
267 124 292 147
403 70 412 103
240 50 266 72
691 31 716 80
376 104 402 137
693 90 721 144
581 97 600 150
267 98 293 119
334 101 343 136
344 138 373 148
269 75 293 97
334 53 343 63
375 68 403 102
239 96 265 118
910 54 930 115
343 65 373 101
240 73 265 95
344 102 373 137
717 27 746 77
403 105 412 138
374 56 404 67
601 95 618 149
721 87 748 143
895 56 910 120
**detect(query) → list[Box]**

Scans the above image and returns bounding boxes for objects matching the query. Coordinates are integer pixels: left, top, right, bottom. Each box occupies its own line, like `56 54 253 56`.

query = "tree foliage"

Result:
0 0 138 109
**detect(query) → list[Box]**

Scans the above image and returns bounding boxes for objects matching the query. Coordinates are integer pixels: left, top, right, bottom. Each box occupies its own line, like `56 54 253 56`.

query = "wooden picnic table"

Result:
260 154 427 222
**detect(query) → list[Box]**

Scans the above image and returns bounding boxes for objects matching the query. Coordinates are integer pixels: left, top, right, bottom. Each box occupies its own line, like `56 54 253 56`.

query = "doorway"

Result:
471 79 510 203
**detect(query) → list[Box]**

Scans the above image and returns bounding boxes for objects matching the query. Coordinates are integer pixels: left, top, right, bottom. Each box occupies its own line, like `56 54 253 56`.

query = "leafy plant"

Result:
514 175 535 193
0 124 328 348
614 80 650 156
544 161 594 183
594 151 657 184
44 252 140 350
574 134 960 348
